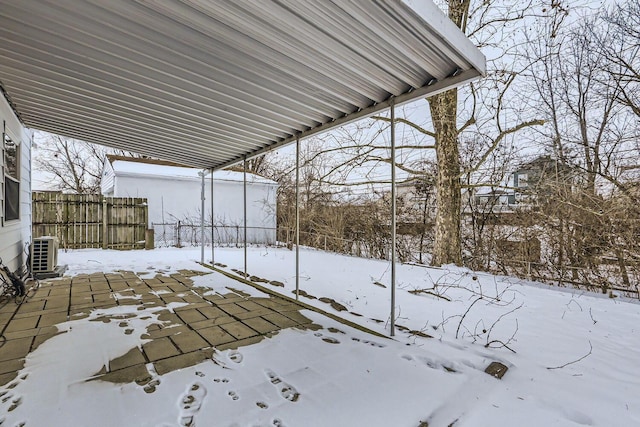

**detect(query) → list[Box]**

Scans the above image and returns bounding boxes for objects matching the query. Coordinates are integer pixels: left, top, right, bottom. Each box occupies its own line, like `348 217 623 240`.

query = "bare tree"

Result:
560 20 631 193
226 153 277 179
527 2 639 195
260 1 552 267
403 0 547 266
35 132 145 194
35 134 105 193
481 5 640 291
601 1 640 118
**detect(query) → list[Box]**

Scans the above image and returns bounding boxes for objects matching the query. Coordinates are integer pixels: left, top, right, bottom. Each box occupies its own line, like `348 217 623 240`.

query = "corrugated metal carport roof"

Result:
0 0 485 170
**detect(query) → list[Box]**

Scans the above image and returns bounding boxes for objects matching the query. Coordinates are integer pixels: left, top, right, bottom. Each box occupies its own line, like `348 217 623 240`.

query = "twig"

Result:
485 317 519 353
486 303 523 340
546 341 593 370
566 298 583 312
408 288 452 301
589 308 597 325
385 305 408 331
485 339 517 353
456 297 483 339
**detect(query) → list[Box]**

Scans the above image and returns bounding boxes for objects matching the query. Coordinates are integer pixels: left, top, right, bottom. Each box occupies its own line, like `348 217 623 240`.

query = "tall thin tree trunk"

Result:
429 89 462 266
427 0 469 266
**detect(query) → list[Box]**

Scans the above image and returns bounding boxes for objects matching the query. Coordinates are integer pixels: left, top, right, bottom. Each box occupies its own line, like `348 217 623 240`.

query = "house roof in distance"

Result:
106 155 277 185
0 0 485 171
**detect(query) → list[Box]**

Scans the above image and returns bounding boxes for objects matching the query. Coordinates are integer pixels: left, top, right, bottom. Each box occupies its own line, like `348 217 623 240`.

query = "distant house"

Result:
470 156 581 212
509 155 580 198
1 89 33 271
472 188 516 211
101 156 278 245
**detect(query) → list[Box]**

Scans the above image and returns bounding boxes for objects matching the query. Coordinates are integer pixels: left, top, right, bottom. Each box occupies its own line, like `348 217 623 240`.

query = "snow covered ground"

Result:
2 246 639 426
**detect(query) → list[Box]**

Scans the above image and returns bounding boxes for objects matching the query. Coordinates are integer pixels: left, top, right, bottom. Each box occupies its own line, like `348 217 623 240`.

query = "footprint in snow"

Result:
228 350 243 364
143 379 160 394
313 332 340 344
265 369 300 402
1 374 28 414
178 382 207 427
351 337 386 348
7 396 22 411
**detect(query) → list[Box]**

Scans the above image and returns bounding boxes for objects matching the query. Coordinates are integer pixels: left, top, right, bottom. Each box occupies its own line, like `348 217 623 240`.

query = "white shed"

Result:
1 90 33 272
101 156 278 245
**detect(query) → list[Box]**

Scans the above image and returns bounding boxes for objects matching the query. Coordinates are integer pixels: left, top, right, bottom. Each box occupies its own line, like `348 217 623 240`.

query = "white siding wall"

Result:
1 92 32 271
100 159 115 196
113 174 277 244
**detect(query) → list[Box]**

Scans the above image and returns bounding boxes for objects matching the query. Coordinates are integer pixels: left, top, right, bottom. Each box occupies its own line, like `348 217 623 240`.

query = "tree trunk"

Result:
429 89 462 266
615 247 631 289
419 192 429 264
426 0 469 266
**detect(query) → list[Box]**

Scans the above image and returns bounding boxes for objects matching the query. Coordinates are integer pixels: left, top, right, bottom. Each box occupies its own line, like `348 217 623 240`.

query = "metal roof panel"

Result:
0 0 485 169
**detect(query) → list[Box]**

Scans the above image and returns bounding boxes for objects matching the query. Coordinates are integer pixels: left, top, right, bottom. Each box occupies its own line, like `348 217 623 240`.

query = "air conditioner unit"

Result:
31 236 59 273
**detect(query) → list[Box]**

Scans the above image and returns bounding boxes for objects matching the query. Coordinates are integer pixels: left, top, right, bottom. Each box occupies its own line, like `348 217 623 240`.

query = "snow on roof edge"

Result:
109 158 277 185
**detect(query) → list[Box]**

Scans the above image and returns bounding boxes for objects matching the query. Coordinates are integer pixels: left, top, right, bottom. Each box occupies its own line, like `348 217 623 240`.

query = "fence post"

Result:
145 229 154 250
102 198 108 249
176 220 181 248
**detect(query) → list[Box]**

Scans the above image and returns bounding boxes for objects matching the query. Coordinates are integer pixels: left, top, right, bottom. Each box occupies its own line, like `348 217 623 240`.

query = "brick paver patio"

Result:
0 269 319 388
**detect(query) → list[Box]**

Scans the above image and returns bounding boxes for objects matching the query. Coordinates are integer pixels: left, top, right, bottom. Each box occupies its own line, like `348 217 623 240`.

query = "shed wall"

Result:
101 159 115 196
112 174 276 244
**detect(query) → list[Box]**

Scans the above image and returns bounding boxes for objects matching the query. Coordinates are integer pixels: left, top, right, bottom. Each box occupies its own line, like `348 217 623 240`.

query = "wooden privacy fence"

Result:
32 192 148 250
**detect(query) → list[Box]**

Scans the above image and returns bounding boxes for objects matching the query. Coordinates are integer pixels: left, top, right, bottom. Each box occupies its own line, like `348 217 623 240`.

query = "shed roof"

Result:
0 0 485 170
107 156 277 185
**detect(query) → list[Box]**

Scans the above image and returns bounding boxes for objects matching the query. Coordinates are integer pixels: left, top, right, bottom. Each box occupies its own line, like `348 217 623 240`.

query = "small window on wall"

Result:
3 129 20 222
515 172 528 188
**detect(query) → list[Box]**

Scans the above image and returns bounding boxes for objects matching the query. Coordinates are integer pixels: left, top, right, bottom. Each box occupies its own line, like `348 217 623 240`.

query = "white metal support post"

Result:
295 136 300 300
390 100 397 337
200 170 206 264
243 157 248 278
210 168 214 265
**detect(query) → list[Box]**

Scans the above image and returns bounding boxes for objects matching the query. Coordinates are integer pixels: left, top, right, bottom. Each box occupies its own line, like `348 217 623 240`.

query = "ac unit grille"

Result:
31 237 59 273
